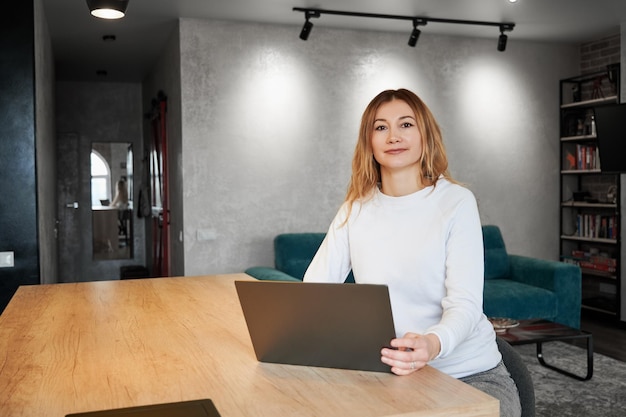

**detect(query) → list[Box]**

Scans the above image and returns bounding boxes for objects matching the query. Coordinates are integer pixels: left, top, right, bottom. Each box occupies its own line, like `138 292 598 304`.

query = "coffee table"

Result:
495 318 593 381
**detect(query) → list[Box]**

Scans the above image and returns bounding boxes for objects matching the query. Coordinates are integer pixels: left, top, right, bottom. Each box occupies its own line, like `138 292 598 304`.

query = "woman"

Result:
303 89 521 417
110 178 129 210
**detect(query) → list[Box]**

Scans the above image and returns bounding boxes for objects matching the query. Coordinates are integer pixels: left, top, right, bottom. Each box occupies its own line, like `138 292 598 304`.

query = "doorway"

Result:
55 81 148 283
56 133 146 282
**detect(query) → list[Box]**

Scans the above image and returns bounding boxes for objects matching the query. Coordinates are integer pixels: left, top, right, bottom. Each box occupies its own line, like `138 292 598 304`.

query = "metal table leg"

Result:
536 335 593 381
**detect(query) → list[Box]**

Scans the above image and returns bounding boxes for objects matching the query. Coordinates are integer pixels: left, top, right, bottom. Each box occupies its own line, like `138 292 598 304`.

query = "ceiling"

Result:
43 0 626 82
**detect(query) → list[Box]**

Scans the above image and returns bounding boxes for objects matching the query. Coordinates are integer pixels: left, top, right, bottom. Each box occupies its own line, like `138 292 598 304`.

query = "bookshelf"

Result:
559 65 625 322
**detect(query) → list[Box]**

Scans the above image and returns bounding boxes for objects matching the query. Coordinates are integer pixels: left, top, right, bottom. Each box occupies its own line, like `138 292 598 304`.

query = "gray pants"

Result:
460 361 522 417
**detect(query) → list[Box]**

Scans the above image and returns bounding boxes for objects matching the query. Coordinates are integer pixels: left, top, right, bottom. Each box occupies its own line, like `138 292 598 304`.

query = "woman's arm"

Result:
426 191 485 358
303 204 353 283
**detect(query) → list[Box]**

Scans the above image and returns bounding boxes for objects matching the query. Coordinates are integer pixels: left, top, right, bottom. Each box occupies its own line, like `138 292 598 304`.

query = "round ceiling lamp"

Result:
86 0 129 19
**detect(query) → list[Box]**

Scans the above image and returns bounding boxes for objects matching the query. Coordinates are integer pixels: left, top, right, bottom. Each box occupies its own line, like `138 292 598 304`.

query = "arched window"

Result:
91 150 111 206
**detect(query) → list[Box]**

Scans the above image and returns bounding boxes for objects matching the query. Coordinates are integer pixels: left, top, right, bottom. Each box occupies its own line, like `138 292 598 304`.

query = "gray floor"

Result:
516 341 626 417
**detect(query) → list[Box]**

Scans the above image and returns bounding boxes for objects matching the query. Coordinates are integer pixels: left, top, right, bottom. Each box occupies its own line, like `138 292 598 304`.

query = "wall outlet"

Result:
0 251 15 268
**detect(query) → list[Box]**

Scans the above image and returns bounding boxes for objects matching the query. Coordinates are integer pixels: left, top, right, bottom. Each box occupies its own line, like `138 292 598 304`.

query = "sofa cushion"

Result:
274 233 326 279
244 266 302 282
483 279 558 321
482 225 511 280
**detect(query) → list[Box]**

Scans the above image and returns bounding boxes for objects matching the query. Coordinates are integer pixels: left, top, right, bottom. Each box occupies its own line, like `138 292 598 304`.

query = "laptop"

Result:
65 399 221 417
234 280 396 373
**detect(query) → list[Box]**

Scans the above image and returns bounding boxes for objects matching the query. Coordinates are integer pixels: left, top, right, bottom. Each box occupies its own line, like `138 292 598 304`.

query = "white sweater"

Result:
303 179 501 378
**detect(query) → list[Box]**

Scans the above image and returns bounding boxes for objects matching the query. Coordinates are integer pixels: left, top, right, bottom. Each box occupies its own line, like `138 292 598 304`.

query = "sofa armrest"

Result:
244 267 302 282
508 254 582 328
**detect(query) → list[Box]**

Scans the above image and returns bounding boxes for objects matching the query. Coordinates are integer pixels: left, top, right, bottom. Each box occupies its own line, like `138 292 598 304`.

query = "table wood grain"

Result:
0 274 498 417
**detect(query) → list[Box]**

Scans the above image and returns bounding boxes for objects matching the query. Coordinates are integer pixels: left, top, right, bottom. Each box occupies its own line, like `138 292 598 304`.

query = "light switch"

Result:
197 229 217 241
0 251 14 268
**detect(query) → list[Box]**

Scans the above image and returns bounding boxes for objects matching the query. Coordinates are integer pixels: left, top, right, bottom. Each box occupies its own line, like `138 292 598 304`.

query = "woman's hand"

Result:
380 333 441 375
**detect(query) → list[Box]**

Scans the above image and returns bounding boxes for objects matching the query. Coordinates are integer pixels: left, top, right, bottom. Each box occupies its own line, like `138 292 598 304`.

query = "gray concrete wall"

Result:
176 19 579 276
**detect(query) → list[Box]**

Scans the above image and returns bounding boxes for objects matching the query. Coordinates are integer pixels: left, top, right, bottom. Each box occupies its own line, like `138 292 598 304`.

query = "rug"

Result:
514 342 626 416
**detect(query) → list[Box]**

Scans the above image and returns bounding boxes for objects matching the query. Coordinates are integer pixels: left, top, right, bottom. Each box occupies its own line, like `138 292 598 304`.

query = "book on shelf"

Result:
575 213 618 239
563 249 617 274
574 144 600 170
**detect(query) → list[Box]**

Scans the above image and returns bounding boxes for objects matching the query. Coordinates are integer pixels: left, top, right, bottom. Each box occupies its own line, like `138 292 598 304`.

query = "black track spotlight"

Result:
408 19 423 47
299 10 320 41
408 28 420 47
300 19 313 40
497 24 514 52
497 32 508 51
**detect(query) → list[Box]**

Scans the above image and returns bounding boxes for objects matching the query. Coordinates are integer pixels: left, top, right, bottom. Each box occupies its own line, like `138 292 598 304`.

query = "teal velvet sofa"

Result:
246 233 355 283
245 225 582 328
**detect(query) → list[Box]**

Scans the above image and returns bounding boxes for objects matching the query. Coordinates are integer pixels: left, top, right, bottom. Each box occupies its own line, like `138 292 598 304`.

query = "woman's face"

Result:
370 99 422 174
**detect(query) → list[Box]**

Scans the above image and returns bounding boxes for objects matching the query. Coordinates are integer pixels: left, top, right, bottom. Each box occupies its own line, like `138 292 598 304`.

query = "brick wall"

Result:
580 33 621 75
581 175 618 204
577 34 621 100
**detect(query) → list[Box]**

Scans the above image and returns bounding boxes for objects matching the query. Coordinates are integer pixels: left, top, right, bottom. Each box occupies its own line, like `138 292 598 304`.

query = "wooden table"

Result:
0 274 498 417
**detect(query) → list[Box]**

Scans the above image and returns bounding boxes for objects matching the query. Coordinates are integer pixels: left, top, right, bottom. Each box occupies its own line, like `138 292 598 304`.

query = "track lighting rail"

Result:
293 7 515 51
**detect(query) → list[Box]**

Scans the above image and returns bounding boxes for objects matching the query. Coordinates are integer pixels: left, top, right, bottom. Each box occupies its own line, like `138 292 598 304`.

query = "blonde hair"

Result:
110 178 129 208
344 89 453 214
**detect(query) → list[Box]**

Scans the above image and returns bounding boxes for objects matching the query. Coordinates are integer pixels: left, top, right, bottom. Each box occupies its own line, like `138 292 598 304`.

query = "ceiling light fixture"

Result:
293 7 515 52
408 19 427 47
86 0 129 20
497 32 508 52
299 10 321 40
498 24 514 51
